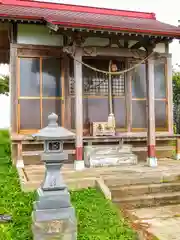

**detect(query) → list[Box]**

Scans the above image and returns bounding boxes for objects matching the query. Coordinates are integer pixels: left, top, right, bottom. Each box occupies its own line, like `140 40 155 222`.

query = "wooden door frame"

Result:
16 46 64 134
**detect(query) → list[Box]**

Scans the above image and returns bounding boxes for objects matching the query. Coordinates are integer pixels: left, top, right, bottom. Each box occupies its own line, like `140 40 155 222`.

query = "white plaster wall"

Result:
84 37 124 47
17 24 63 46
84 37 109 46
154 43 166 53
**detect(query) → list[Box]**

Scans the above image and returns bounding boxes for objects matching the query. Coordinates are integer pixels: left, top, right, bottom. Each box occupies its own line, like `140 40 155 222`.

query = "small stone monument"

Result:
32 113 77 240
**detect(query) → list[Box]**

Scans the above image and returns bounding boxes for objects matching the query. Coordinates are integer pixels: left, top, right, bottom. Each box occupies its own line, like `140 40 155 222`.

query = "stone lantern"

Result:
32 113 77 240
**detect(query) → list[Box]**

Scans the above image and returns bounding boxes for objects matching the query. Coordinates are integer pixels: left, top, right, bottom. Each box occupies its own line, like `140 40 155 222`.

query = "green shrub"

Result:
0 129 11 158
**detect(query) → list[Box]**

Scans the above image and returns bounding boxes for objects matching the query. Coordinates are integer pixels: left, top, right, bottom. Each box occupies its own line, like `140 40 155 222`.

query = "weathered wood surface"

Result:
10 44 17 133
64 46 147 58
125 60 132 132
146 55 156 157
74 47 83 161
11 132 178 141
14 44 63 57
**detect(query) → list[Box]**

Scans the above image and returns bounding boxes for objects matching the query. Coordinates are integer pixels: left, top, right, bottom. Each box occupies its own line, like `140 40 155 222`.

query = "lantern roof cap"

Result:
32 113 75 140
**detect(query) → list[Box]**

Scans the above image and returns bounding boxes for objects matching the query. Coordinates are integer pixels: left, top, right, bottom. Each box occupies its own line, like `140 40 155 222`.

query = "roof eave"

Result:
0 16 179 40
50 20 180 39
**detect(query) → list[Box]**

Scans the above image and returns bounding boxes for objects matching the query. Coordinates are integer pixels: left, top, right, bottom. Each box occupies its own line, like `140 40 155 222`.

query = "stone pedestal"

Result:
32 113 77 239
32 207 76 240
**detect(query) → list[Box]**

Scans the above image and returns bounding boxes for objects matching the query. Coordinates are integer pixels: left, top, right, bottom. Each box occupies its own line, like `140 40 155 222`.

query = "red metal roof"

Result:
0 0 180 38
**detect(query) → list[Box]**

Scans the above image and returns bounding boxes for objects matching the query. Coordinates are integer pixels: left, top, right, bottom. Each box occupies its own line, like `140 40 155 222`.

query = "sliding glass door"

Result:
18 57 62 133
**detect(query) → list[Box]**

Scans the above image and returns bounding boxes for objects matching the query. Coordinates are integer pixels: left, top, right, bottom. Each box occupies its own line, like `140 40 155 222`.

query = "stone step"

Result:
105 174 180 187
113 191 180 209
90 153 137 167
111 182 180 198
90 144 133 156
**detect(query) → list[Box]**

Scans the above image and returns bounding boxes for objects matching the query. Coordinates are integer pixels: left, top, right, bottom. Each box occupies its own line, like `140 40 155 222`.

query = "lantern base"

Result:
32 207 77 240
74 160 85 171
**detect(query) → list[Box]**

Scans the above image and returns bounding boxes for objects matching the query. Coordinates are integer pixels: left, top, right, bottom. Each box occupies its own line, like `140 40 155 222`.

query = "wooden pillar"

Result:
146 55 157 167
10 44 17 133
74 47 85 170
108 61 113 114
176 138 180 160
166 54 173 134
63 55 71 129
125 60 132 132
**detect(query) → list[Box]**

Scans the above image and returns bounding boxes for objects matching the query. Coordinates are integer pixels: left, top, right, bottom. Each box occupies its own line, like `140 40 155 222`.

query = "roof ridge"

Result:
1 0 156 20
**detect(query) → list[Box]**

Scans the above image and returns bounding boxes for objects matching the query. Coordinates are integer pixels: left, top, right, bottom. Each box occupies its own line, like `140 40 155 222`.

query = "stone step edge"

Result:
105 174 180 187
113 191 180 203
110 182 180 191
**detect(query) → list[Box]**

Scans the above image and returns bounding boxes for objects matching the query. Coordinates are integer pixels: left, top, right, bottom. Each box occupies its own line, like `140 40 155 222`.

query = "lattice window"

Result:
112 74 125 96
69 58 125 96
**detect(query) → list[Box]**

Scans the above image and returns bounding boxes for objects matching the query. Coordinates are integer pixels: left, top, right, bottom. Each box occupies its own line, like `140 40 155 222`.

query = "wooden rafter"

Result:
58 28 162 42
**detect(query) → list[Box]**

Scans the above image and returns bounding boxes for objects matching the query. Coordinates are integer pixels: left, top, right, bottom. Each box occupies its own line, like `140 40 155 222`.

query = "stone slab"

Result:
90 154 138 167
32 218 77 240
128 205 180 240
129 204 180 219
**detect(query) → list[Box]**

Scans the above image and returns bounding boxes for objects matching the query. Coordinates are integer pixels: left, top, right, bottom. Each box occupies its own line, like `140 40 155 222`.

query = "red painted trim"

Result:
0 13 42 21
148 145 156 158
1 0 156 19
48 20 180 37
76 147 83 161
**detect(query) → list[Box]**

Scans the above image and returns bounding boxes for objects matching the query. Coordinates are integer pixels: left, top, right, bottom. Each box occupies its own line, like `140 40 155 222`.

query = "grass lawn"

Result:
0 130 136 240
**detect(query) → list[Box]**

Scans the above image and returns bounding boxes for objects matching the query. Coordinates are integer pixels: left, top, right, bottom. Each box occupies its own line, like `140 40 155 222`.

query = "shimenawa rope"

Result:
64 47 154 75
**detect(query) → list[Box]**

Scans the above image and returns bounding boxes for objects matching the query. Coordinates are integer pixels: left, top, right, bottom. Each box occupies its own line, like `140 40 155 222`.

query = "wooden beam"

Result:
10 44 18 133
88 47 146 57
58 28 170 42
16 45 63 58
63 55 71 129
13 43 63 50
63 46 146 58
146 54 157 166
61 57 65 127
125 60 132 132
11 23 17 44
74 47 85 170
108 60 113 114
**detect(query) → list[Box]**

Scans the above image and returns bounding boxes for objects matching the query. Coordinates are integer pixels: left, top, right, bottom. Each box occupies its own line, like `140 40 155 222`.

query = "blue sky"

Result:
0 0 180 128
